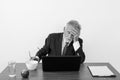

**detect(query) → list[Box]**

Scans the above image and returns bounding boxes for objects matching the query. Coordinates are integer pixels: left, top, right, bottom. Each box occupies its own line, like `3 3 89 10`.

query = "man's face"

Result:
63 24 80 42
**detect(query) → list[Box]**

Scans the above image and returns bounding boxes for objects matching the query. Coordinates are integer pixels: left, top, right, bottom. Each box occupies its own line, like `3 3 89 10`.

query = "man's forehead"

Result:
65 25 79 33
66 24 75 30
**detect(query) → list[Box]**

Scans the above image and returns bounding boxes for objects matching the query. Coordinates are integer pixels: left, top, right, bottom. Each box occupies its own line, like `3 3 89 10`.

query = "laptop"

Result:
42 56 81 71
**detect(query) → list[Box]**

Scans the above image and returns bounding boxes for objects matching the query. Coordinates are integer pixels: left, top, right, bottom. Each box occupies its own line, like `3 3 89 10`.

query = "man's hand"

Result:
64 24 80 43
70 27 79 42
30 56 39 62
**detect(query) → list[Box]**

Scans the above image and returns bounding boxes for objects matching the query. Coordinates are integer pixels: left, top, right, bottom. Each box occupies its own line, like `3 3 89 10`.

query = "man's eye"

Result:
71 34 74 37
67 31 70 34
71 34 74 38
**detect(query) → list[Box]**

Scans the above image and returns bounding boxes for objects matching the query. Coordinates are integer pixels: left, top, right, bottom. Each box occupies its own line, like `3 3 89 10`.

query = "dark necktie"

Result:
62 42 69 55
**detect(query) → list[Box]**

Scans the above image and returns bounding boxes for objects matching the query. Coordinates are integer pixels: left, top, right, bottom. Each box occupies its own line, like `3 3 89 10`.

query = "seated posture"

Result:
35 20 85 63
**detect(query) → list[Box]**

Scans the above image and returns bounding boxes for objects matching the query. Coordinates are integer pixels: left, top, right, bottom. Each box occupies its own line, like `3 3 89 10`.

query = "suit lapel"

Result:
57 33 63 56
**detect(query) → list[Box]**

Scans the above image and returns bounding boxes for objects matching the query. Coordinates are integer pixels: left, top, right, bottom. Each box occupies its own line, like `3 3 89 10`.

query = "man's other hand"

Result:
30 56 39 62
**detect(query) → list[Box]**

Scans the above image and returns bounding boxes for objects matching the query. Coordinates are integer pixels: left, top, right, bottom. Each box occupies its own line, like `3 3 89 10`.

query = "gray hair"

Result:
67 20 81 31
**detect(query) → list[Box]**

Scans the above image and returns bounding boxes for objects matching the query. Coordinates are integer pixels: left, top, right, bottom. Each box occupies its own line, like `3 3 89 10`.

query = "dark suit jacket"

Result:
36 33 85 63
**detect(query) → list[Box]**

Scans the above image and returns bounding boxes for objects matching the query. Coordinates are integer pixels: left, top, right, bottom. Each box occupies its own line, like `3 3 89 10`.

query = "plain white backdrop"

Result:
0 0 120 73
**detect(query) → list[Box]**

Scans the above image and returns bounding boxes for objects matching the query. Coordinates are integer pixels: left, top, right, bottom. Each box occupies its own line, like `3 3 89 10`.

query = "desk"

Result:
0 63 120 80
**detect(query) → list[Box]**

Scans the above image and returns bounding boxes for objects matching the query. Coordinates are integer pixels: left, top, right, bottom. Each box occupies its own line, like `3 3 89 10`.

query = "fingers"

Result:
69 27 79 42
30 56 39 61
70 27 79 37
30 57 35 60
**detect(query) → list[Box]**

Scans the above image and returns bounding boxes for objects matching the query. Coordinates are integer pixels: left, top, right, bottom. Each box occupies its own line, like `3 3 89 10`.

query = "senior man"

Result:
33 20 85 63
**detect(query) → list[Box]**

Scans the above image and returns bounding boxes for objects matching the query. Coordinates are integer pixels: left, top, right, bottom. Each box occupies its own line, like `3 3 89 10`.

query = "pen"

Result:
94 75 116 77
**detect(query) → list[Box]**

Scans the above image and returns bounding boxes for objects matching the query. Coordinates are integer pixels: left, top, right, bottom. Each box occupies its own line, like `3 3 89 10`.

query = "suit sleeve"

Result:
75 39 85 63
36 34 51 60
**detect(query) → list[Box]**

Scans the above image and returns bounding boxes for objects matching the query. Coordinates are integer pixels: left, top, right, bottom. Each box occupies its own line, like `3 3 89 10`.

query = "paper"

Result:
88 66 116 77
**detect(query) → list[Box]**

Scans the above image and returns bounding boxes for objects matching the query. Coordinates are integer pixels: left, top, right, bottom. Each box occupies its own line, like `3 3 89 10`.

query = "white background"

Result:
0 0 120 73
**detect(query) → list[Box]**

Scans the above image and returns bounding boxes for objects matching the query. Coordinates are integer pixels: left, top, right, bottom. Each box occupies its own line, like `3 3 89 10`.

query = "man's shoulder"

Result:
49 33 63 37
47 33 63 39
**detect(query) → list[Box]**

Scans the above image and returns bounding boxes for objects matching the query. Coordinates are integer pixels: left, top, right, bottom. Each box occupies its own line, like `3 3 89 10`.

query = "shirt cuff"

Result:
73 41 80 51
